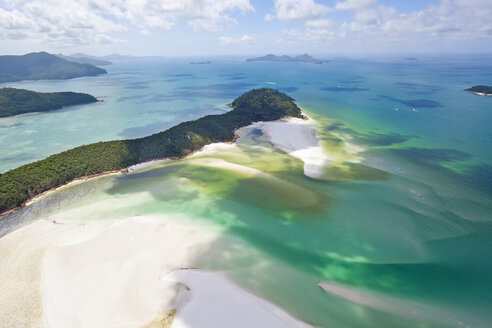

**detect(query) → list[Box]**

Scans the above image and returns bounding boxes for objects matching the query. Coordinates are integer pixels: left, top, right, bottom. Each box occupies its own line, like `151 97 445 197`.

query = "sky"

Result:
0 0 491 56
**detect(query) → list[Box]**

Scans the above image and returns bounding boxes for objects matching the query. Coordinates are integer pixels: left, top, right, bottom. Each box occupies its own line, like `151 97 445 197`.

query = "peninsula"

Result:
0 88 98 118
465 85 492 96
246 53 327 64
0 52 107 83
0 88 303 214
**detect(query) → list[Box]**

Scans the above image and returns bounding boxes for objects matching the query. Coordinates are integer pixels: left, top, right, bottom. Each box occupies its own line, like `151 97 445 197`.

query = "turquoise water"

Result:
1 55 492 327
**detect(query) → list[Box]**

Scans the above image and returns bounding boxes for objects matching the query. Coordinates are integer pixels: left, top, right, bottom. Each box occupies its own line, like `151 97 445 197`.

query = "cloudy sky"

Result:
1 0 491 56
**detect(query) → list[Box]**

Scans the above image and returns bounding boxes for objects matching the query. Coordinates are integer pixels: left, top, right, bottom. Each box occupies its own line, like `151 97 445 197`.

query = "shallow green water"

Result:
1 56 492 327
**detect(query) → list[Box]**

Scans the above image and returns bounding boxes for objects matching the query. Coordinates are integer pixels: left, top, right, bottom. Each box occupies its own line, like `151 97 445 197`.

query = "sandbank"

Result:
246 116 330 178
166 269 312 328
42 216 220 328
40 216 311 328
0 219 89 327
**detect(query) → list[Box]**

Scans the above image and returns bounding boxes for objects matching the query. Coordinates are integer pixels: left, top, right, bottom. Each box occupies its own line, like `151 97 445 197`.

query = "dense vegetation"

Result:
465 85 492 95
0 88 98 117
0 52 107 83
0 88 303 214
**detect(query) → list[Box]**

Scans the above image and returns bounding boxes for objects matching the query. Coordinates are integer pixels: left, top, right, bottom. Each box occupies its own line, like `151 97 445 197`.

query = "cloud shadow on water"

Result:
378 95 443 108
326 122 412 147
393 82 442 95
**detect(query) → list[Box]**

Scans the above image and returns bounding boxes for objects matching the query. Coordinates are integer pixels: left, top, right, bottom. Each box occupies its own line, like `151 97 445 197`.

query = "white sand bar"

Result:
41 216 311 328
42 216 221 328
247 117 330 178
0 220 79 328
166 270 312 328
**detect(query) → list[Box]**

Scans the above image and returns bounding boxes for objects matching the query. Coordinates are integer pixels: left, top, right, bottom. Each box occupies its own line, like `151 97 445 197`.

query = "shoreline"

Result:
0 140 238 218
0 110 319 218
0 169 126 218
465 89 492 96
3 139 241 216
0 88 303 216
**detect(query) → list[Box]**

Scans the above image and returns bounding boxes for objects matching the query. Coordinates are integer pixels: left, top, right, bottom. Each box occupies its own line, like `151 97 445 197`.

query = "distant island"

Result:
0 88 303 214
0 52 107 83
57 53 112 66
0 88 98 118
465 85 492 96
246 53 327 64
190 61 211 65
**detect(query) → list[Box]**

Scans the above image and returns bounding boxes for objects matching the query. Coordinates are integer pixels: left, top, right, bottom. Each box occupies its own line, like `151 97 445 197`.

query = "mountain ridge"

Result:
0 52 107 83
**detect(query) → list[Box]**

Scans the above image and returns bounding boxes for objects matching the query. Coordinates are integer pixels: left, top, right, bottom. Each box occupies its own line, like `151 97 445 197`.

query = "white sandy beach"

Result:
166 270 312 328
42 216 220 328
246 117 330 178
0 217 120 327
38 216 311 328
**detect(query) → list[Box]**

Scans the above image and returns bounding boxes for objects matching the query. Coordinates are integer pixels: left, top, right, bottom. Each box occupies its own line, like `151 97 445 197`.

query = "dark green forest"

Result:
0 88 303 213
465 85 492 95
0 88 98 117
0 52 107 83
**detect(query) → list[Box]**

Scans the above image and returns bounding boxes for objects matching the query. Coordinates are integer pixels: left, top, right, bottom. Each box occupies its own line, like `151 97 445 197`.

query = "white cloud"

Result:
0 0 255 47
0 0 126 47
220 34 254 45
268 0 329 20
277 0 492 49
335 0 377 11
305 28 336 42
0 0 491 53
333 0 492 45
282 27 337 43
282 29 303 38
120 0 255 31
306 18 334 28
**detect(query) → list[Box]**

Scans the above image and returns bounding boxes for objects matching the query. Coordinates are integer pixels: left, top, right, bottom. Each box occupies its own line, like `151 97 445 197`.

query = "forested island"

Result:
0 88 303 214
0 52 107 83
465 85 492 96
247 53 327 64
0 88 98 118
